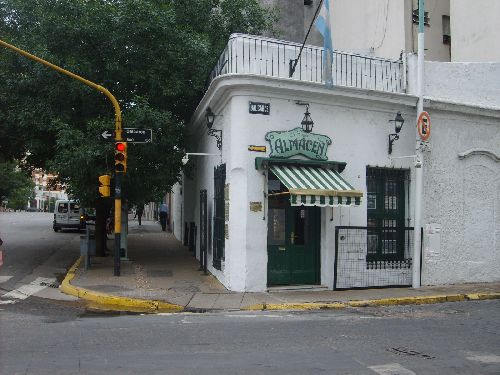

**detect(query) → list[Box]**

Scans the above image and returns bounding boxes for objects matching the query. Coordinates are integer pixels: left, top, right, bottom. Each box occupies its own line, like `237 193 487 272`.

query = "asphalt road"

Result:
1 211 499 374
0 211 81 300
0 300 499 374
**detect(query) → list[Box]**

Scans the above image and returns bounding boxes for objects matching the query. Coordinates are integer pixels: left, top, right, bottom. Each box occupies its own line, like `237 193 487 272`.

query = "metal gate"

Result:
334 226 414 289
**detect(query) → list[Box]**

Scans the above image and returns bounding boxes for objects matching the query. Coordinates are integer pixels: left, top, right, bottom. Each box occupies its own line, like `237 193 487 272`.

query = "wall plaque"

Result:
249 202 263 212
265 127 332 160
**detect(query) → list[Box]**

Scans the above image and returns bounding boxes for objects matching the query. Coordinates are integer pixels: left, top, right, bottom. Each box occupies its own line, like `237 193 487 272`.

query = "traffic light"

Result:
98 175 111 197
115 141 127 173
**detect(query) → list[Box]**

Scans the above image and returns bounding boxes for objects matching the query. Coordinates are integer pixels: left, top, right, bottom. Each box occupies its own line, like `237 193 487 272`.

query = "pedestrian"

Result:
0 236 4 267
159 202 168 231
135 204 144 225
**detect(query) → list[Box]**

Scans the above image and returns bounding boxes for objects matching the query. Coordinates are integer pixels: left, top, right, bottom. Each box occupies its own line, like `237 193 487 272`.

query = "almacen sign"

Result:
265 128 332 160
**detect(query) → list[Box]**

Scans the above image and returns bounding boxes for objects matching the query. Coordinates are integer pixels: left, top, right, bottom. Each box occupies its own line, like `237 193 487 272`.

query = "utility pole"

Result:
0 39 124 276
413 0 425 288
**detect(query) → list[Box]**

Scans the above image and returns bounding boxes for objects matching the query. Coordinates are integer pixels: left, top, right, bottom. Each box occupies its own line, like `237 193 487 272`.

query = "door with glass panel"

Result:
267 172 320 286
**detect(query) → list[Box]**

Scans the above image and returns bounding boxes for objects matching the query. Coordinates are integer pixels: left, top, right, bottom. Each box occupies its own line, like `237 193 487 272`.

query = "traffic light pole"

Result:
114 173 122 276
0 39 124 276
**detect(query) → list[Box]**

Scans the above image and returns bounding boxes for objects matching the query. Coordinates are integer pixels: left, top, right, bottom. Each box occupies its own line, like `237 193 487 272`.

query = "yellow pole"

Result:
1 39 124 275
0 40 122 135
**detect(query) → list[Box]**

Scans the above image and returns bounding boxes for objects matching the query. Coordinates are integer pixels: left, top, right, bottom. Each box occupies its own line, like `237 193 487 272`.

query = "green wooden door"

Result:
268 203 320 286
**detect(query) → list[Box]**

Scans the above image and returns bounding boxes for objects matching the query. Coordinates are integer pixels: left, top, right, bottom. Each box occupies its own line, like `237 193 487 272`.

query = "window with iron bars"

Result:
366 167 410 262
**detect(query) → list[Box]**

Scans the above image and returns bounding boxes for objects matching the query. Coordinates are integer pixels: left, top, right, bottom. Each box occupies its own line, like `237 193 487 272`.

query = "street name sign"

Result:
122 128 153 143
100 128 153 143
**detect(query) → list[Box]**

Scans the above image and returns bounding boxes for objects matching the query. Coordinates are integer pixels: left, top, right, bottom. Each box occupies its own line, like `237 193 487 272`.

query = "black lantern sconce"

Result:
205 107 222 150
301 104 314 133
388 111 405 154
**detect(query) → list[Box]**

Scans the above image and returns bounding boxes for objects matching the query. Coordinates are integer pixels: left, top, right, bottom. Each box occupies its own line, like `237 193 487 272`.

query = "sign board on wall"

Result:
265 128 332 160
249 102 270 115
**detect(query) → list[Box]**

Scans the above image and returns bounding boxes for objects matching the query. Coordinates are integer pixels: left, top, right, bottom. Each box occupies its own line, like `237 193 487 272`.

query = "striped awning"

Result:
270 165 363 207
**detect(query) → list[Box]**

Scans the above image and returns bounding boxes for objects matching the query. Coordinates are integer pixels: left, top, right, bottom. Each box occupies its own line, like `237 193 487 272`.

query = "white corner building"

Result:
171 1 500 292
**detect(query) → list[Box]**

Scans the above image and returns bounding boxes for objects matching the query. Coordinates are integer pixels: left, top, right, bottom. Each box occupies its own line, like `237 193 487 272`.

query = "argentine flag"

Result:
315 0 334 87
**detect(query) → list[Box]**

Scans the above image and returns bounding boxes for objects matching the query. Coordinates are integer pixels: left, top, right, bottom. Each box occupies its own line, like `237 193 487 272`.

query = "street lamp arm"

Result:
0 39 122 133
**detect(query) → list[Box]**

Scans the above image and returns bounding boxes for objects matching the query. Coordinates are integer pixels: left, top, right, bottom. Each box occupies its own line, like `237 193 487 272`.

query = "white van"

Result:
53 200 86 232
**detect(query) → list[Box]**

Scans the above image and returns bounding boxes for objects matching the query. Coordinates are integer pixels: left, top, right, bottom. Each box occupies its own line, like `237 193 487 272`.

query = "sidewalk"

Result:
61 220 500 313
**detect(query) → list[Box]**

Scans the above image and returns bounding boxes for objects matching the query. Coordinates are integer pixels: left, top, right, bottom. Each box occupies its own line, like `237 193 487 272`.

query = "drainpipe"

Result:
413 0 425 288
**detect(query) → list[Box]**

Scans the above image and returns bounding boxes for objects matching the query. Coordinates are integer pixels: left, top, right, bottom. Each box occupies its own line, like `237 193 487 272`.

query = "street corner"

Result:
60 255 184 314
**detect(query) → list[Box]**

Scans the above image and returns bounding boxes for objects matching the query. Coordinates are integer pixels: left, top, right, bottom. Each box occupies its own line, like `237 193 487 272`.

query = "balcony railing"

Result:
207 34 406 94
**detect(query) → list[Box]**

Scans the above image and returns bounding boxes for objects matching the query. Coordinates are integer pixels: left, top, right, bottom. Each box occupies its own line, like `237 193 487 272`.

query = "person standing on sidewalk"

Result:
159 202 168 231
135 204 144 225
0 236 3 267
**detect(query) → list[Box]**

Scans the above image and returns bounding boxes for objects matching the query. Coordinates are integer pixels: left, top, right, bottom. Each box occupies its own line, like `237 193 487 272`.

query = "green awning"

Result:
270 164 363 207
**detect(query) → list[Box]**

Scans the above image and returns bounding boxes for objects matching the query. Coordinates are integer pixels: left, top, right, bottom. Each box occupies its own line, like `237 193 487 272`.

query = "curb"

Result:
60 257 500 313
242 292 500 311
60 256 184 313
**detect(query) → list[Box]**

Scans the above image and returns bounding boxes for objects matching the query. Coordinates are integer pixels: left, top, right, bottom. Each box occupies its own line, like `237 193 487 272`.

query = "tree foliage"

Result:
0 0 277 207
0 161 34 209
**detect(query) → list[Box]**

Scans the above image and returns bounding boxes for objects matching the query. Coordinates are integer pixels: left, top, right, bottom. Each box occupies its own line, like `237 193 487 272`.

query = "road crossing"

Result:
0 276 57 305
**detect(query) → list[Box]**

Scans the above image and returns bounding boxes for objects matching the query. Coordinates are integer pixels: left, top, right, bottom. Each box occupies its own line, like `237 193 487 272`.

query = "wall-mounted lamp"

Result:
388 112 405 154
205 107 222 150
296 101 314 132
301 104 314 133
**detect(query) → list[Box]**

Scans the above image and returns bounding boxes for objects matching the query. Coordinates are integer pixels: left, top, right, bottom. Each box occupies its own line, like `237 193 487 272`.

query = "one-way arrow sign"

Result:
101 130 114 140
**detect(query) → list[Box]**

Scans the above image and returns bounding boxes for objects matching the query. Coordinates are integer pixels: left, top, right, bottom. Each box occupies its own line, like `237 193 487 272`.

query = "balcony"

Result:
207 34 406 94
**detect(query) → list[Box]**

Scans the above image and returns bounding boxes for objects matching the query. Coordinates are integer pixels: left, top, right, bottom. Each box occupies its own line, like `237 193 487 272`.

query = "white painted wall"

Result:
407 54 500 108
451 0 500 62
330 0 406 59
171 183 183 242
421 107 500 284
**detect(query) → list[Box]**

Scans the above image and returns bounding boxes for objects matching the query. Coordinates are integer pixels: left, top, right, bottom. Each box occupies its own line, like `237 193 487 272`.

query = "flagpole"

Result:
413 0 425 288
289 0 324 78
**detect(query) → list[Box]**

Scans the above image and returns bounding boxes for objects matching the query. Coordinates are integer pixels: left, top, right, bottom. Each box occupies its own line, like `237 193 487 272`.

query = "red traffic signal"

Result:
116 142 126 152
115 142 127 173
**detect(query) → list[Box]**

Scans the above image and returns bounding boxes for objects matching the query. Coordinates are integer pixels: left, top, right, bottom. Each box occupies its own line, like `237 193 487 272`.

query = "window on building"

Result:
213 164 226 270
442 15 451 44
366 167 410 261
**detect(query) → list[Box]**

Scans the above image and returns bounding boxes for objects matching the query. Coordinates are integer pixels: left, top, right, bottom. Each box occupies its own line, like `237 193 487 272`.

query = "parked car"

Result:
53 200 86 232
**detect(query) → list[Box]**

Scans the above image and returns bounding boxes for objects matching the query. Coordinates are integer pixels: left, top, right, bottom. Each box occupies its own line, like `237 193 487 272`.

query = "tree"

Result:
0 161 34 209
0 0 277 254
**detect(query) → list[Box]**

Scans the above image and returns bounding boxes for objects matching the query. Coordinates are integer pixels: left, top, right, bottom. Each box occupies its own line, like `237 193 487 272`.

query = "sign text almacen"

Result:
265 128 332 160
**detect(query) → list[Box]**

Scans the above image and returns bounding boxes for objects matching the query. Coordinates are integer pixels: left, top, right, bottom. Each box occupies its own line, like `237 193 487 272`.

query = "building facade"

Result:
171 32 499 292
263 0 499 62
31 169 67 211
